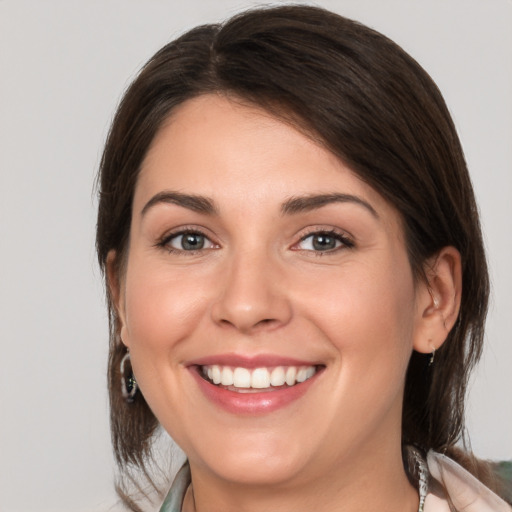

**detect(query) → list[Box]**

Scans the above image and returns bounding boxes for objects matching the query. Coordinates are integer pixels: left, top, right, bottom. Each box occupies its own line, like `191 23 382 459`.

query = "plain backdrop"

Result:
0 1 511 511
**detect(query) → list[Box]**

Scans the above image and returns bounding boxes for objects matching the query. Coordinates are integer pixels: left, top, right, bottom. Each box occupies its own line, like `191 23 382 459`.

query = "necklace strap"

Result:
404 445 430 512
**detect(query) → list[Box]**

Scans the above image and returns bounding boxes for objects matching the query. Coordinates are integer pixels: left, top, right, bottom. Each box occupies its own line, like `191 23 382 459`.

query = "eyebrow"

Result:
281 193 379 218
141 191 218 217
140 190 378 219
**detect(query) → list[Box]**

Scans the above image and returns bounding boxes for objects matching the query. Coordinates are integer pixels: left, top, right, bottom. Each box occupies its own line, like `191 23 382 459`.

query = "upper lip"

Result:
186 353 322 369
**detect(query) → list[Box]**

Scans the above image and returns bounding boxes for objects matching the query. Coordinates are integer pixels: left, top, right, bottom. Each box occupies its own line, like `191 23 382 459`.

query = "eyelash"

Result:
156 227 354 255
294 229 354 254
156 228 216 255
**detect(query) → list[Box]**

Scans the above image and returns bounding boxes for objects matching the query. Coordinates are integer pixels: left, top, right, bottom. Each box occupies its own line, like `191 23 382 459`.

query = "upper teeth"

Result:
202 365 317 389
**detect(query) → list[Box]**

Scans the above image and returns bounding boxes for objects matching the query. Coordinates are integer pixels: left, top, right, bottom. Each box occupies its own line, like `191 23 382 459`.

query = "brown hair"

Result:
96 5 491 509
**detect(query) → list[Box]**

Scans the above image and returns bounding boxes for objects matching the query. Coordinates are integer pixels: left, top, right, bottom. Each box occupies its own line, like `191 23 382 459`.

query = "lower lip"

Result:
190 367 321 414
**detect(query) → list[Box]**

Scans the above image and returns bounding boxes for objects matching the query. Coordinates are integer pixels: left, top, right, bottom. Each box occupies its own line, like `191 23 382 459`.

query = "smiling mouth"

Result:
199 364 321 393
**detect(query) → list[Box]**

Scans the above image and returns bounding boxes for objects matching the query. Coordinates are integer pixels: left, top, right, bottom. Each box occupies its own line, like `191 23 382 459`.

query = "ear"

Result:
413 246 462 355
106 250 129 348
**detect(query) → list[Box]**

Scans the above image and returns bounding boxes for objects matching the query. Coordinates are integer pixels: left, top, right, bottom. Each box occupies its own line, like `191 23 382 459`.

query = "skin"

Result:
110 94 461 512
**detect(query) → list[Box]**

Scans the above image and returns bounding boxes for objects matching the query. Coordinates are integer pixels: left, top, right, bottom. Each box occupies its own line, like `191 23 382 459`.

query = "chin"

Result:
184 429 312 486
206 452 306 487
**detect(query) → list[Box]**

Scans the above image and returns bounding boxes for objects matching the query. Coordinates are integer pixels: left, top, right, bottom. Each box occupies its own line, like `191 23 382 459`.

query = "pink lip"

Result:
186 353 320 369
187 354 324 415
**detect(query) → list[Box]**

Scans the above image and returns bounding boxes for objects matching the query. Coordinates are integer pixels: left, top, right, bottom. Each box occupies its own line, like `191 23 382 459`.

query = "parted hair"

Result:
96 5 491 509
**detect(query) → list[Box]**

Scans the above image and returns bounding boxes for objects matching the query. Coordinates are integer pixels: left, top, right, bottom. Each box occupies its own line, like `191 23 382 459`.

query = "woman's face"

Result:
115 94 429 487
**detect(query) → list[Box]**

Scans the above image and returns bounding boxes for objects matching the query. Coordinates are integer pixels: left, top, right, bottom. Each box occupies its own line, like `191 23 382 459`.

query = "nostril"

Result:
251 318 281 332
257 318 277 326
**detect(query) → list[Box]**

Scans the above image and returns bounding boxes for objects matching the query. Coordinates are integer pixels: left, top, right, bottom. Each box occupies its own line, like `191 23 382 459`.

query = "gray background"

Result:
1 1 510 511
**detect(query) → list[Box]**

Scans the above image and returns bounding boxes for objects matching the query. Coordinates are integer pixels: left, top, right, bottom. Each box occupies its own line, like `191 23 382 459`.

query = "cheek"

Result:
120 256 213 423
122 257 208 353
313 258 417 432
297 254 417 369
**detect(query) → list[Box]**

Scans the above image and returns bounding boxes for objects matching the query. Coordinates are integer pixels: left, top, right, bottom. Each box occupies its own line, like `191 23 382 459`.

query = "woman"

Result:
96 5 511 512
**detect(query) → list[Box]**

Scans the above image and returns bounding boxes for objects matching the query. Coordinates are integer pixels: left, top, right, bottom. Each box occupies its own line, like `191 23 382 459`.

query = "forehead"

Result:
135 94 398 227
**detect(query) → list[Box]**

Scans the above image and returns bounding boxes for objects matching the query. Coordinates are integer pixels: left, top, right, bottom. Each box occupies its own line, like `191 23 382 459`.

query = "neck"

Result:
183 445 419 512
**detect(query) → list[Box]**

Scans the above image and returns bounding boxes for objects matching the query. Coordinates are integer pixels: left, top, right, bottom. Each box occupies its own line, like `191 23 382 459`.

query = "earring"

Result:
429 345 436 366
120 352 138 403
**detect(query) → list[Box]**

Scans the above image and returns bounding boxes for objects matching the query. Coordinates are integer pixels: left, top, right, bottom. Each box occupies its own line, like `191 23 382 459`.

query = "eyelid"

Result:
156 226 219 253
292 227 355 252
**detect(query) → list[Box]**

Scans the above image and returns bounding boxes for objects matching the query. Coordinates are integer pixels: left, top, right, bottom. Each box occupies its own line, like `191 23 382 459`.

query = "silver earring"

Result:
120 352 138 402
429 346 436 366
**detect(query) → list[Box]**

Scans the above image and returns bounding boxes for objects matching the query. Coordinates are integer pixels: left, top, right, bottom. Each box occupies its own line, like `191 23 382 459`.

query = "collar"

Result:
158 452 511 512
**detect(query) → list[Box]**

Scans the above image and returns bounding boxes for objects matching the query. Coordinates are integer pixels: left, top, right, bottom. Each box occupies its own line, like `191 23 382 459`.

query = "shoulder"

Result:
492 461 512 504
426 452 512 512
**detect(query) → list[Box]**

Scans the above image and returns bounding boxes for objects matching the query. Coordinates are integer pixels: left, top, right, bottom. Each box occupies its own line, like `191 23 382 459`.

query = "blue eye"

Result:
165 231 215 252
297 231 352 252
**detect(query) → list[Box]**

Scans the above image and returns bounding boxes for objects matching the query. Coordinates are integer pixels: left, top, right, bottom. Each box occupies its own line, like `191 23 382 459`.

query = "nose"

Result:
210 249 292 334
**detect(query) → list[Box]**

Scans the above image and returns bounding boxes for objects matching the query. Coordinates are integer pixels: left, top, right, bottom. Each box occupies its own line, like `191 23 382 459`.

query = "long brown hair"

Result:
96 5 490 509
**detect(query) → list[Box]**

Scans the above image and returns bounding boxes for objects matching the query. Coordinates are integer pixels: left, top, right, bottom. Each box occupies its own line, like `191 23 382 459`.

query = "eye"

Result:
162 230 216 252
296 231 353 252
